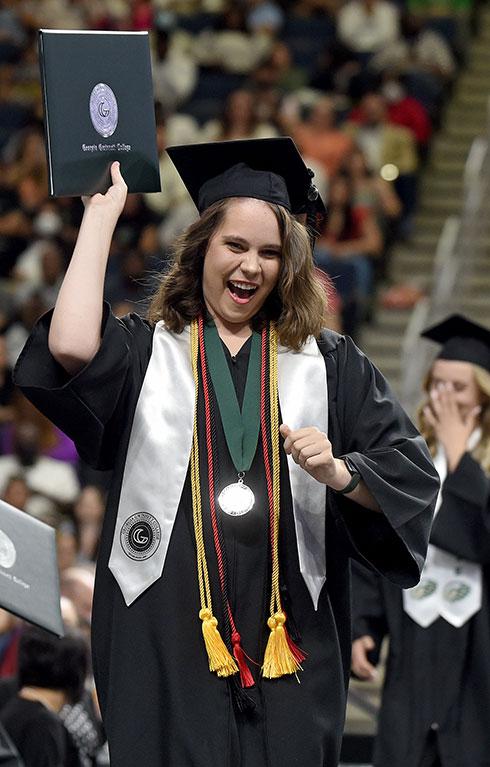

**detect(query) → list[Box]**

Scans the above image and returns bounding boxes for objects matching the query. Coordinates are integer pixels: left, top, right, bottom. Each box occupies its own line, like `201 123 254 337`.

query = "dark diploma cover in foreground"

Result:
39 29 161 196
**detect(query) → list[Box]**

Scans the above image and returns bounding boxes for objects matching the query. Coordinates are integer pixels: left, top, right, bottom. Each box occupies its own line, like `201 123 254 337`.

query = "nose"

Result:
240 249 261 278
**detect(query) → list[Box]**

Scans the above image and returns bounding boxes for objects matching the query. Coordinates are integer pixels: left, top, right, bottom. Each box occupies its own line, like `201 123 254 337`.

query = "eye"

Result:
261 249 281 259
226 240 245 252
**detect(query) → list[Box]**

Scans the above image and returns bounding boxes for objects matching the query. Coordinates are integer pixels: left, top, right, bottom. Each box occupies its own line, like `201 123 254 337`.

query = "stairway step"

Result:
445 124 484 141
459 295 490 315
452 91 489 108
420 177 463 196
430 159 468 176
418 197 462 214
444 107 490 128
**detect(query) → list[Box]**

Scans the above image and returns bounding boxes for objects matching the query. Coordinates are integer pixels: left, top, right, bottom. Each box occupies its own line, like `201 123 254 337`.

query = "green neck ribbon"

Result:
203 321 261 474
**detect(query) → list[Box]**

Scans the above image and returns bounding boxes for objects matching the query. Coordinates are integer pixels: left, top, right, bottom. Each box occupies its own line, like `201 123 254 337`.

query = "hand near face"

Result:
279 424 351 489
424 383 481 471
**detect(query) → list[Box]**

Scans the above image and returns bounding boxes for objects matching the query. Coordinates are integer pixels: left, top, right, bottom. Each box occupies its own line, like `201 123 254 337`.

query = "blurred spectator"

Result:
72 486 104 564
2 124 46 188
0 335 14 441
0 60 34 152
0 420 80 511
0 609 21 678
4 291 47 367
0 625 88 767
0 0 27 64
286 95 354 179
343 146 402 274
1 474 30 510
337 0 401 59
130 0 153 30
315 172 383 336
0 177 33 279
194 6 271 74
371 15 457 83
345 91 419 235
151 26 198 114
57 519 79 573
202 87 279 140
309 39 362 96
143 117 198 250
249 40 308 94
60 568 95 642
382 74 432 153
349 74 432 154
245 0 285 35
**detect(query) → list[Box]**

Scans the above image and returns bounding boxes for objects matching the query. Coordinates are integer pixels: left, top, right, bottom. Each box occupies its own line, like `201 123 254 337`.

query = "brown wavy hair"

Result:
147 197 327 350
417 362 490 473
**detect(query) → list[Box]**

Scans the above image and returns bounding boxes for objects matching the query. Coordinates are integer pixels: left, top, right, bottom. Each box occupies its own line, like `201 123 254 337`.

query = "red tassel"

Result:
285 627 307 664
232 631 255 688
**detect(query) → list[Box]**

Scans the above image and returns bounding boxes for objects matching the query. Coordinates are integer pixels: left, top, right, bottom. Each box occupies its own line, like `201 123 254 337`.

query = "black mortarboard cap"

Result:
166 137 325 216
421 314 490 373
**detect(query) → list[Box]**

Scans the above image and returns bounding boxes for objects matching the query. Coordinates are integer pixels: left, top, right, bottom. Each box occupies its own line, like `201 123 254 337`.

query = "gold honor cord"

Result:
190 320 238 677
190 319 304 681
262 324 305 678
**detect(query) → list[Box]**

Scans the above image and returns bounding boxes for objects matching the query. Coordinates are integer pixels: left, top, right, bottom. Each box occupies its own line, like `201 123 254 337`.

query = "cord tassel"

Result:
232 631 255 688
230 676 257 713
200 608 238 677
285 627 307 664
262 612 303 679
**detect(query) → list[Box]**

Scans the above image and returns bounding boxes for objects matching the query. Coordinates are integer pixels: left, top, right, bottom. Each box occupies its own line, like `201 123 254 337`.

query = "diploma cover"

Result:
39 29 161 197
0 500 64 636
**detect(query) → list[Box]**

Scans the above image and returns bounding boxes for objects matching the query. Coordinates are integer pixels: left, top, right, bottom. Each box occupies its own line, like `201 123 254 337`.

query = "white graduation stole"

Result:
403 430 482 628
108 323 328 610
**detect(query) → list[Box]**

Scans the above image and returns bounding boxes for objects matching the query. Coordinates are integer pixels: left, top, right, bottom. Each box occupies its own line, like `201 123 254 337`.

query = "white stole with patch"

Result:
108 323 328 610
403 429 482 628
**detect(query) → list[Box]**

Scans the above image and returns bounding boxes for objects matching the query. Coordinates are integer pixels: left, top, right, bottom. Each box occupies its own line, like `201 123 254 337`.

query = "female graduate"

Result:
14 137 438 767
351 314 490 767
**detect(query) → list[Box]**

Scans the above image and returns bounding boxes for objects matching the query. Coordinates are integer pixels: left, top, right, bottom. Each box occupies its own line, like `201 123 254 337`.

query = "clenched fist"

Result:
280 424 351 490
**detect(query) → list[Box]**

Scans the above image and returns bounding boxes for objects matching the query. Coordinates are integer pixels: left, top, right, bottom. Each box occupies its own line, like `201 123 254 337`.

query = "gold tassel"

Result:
262 612 303 679
199 608 238 677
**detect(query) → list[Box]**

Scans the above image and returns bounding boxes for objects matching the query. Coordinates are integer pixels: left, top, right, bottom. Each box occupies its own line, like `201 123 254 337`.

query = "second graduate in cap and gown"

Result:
352 314 490 767
14 138 438 767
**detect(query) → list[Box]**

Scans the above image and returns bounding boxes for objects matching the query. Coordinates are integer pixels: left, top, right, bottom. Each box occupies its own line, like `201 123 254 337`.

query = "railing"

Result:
400 97 490 415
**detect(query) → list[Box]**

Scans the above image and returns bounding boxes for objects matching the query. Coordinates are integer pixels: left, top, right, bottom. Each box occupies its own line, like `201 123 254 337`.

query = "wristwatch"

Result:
335 456 361 495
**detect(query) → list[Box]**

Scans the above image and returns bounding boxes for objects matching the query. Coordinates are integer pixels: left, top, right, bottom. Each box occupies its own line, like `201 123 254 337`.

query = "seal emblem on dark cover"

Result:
89 82 118 138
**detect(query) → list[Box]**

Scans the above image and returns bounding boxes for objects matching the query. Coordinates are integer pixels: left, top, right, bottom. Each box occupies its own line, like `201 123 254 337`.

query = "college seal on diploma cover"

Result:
0 529 16 569
89 82 118 138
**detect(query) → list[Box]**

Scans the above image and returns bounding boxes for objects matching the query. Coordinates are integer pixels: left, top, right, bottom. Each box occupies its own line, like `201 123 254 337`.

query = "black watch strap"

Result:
335 457 361 495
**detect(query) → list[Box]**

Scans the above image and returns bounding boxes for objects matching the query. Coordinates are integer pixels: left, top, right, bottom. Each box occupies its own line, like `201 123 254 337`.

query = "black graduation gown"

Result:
351 453 490 767
14 306 438 767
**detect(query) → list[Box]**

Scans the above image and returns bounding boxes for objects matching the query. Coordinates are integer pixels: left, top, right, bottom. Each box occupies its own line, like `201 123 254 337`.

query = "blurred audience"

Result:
0 420 80 512
0 625 88 766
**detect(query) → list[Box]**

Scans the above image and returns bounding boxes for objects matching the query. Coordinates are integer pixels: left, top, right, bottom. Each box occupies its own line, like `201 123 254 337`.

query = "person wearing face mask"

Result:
351 314 490 767
13 138 437 767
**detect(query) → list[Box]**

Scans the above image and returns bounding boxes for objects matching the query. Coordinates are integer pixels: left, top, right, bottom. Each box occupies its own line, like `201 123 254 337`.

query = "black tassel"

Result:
230 676 257 714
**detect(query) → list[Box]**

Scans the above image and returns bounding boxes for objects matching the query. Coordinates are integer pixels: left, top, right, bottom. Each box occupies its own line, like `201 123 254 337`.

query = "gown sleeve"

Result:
430 452 490 564
13 302 153 471
351 560 388 660
325 334 439 588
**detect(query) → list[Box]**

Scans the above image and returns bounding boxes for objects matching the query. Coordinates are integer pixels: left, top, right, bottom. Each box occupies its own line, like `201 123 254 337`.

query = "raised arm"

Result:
48 161 128 375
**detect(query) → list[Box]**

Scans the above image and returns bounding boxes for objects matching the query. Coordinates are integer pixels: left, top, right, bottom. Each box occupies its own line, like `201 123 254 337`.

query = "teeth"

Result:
230 281 256 291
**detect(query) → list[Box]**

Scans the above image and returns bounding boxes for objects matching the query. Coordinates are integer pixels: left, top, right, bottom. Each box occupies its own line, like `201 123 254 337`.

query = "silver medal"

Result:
218 477 255 516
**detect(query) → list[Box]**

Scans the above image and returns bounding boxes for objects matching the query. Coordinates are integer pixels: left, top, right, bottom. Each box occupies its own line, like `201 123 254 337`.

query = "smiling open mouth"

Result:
227 280 258 301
